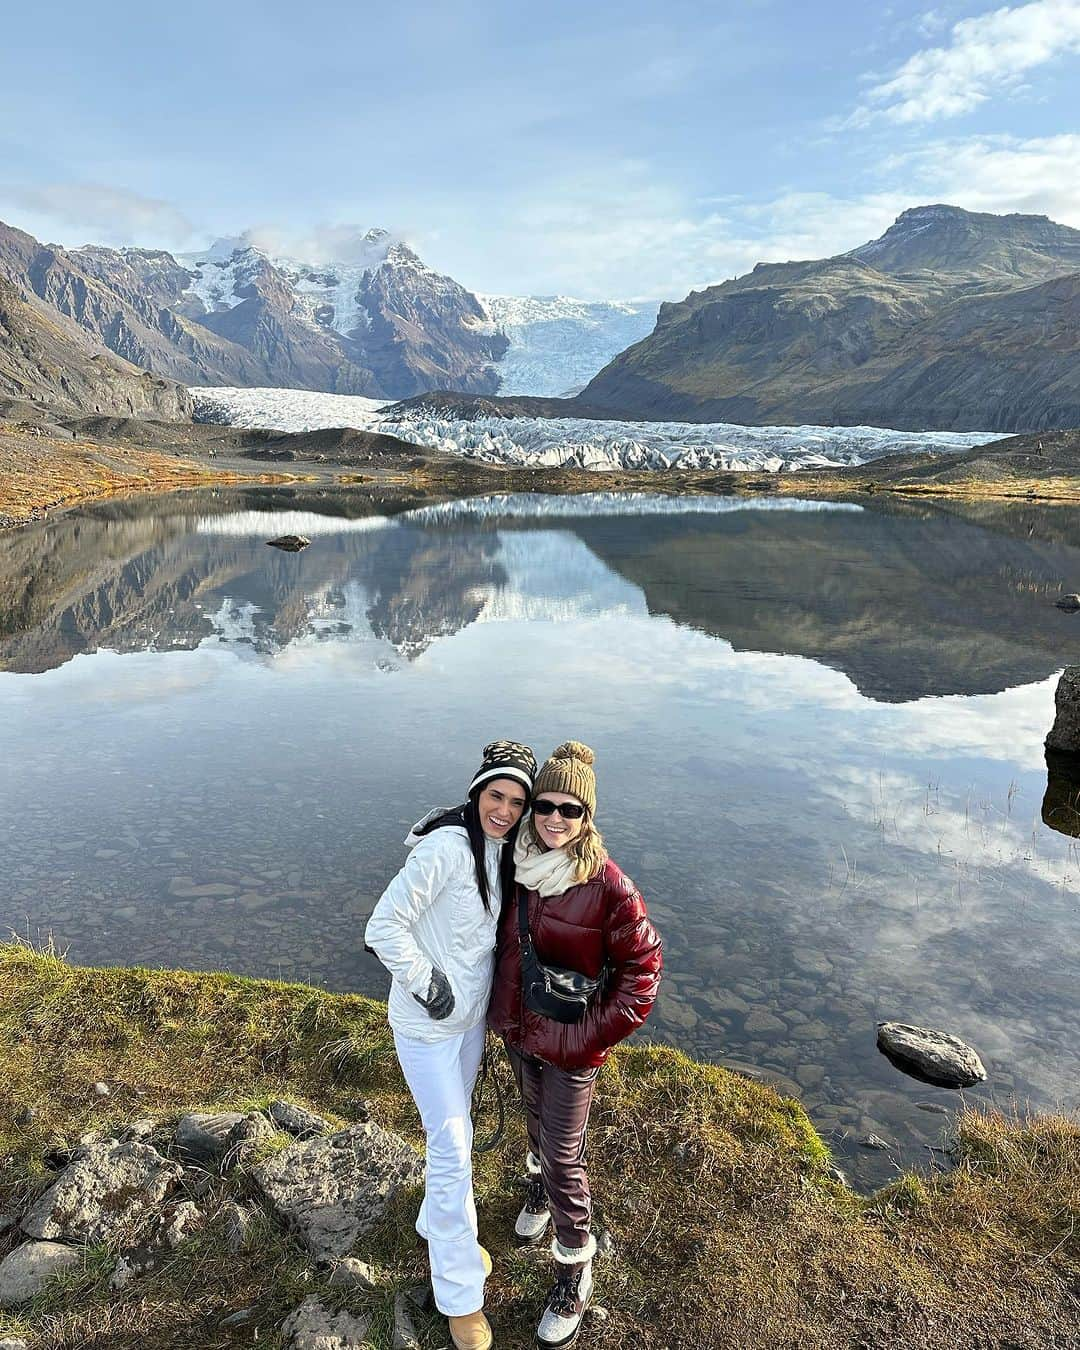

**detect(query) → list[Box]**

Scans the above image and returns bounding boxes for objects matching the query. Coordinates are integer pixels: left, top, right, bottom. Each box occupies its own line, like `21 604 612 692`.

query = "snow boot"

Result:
516 1151 551 1242
535 1236 596 1348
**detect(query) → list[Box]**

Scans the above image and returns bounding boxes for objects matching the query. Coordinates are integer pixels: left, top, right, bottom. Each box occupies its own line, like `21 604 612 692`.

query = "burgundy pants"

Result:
506 1044 598 1251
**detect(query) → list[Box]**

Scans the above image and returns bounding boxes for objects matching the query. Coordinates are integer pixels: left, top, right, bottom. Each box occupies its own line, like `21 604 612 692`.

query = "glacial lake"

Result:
2 484 1079 1189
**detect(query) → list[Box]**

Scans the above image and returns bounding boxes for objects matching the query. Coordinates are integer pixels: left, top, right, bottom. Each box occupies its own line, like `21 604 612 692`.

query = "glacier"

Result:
192 385 1007 474
478 294 658 396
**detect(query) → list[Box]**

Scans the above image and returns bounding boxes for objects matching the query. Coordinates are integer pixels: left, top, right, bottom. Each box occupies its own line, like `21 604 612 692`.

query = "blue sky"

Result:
2 0 1078 298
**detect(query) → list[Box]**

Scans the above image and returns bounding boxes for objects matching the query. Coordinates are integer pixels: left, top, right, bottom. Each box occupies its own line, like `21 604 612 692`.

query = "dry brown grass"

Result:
0 427 304 524
0 940 1077 1349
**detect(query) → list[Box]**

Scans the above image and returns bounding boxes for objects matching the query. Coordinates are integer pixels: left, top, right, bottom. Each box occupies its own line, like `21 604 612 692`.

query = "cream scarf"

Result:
514 833 579 897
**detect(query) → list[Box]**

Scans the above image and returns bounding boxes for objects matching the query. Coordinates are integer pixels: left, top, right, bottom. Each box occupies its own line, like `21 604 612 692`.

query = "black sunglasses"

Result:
532 799 587 819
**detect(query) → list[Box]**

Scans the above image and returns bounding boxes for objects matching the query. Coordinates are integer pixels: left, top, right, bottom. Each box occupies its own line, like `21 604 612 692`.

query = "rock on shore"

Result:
1046 666 1080 756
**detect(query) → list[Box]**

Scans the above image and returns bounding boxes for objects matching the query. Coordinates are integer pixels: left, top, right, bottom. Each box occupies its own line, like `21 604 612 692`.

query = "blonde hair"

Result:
526 811 607 883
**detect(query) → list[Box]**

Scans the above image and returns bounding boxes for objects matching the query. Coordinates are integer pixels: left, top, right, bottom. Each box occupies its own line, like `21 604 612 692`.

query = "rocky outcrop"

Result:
0 274 192 419
0 217 506 400
20 1138 183 1244
1045 666 1080 755
580 205 1080 432
281 1296 371 1349
0 1241 82 1308
252 1121 422 1262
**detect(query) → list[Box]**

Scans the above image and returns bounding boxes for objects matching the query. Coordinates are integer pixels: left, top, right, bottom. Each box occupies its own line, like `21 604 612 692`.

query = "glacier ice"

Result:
191 385 1005 474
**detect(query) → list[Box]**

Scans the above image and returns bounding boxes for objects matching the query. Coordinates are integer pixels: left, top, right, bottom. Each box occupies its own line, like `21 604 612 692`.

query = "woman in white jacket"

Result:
365 740 537 1350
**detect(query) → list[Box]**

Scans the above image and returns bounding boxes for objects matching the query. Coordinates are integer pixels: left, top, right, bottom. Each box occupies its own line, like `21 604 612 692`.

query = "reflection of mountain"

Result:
0 496 509 673
2 490 1079 701
565 500 1080 702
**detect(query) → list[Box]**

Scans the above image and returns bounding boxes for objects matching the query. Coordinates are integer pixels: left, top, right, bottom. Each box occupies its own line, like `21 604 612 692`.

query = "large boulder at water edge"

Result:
252 1121 422 1262
876 1022 987 1089
1046 666 1080 755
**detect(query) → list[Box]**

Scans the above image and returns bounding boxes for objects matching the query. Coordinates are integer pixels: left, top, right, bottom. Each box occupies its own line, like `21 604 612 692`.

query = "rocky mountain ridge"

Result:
0 269 191 420
0 220 508 402
578 205 1080 432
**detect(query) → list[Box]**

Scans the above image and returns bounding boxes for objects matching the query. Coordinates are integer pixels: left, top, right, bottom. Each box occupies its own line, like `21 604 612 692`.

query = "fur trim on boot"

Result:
551 1234 597 1264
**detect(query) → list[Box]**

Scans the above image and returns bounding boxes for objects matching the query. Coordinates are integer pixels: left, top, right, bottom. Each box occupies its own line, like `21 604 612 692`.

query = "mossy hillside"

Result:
0 941 1078 1349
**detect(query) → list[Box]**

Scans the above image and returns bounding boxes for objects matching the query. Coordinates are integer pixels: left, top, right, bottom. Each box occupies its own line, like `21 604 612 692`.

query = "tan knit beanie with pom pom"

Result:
533 741 597 815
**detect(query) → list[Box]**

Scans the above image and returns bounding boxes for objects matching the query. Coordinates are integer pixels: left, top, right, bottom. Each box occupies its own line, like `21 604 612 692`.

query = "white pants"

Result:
393 1020 487 1316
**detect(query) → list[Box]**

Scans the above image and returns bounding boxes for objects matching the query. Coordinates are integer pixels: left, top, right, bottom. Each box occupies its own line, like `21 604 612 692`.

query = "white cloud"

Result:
889 132 1080 223
0 182 195 249
854 0 1080 124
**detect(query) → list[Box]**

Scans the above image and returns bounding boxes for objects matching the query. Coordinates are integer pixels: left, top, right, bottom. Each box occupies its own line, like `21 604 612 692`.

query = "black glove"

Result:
413 967 455 1021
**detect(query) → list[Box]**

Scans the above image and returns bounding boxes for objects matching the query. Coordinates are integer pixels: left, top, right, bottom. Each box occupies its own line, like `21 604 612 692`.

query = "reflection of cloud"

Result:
2 648 230 705
196 512 393 537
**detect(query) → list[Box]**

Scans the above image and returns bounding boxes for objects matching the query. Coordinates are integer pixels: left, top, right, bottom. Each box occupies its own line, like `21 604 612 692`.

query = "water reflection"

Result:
1 486 1079 1190
1042 748 1080 838
3 490 1078 703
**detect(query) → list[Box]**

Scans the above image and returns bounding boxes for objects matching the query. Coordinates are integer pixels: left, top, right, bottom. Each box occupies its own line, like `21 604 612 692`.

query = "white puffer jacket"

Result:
365 811 504 1043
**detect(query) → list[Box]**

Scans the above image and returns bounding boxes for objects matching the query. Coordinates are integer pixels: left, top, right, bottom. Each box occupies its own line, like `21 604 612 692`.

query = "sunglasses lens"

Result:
533 800 585 818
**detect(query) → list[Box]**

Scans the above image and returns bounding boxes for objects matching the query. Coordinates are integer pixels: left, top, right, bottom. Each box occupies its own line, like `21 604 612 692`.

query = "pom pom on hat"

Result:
550 740 595 766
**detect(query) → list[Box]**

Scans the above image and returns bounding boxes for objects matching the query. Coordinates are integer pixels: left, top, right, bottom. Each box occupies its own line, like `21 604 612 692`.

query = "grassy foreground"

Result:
0 942 1078 1349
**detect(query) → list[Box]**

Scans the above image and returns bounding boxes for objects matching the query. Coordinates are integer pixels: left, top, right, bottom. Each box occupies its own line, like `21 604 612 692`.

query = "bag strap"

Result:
517 882 532 950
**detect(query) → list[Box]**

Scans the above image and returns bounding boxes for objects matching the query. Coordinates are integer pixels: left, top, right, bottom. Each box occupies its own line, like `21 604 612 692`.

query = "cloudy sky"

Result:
2 0 1078 299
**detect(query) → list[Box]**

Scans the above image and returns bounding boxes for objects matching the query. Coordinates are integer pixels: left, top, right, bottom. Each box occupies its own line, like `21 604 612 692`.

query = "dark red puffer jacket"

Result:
487 858 663 1070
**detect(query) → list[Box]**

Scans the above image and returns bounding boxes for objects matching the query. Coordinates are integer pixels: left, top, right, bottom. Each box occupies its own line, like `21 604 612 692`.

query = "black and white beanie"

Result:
469 740 537 796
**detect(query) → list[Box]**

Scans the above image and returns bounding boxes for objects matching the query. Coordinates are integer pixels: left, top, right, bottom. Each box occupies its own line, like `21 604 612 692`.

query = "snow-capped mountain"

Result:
0 210 665 405
173 229 505 397
477 294 658 397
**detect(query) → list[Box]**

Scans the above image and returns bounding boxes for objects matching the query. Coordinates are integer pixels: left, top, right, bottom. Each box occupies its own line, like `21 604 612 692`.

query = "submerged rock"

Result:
282 1295 370 1349
0 1240 83 1307
252 1121 422 1262
20 1139 182 1245
266 535 311 552
877 1022 987 1089
1046 667 1080 755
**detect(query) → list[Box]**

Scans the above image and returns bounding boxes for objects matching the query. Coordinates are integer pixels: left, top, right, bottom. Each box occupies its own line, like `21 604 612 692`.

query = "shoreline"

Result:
4 409 1080 530
0 425 313 529
1 941 1077 1348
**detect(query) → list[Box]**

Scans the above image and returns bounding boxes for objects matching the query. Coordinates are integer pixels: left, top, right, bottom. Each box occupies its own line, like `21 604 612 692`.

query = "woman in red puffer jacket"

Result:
487 741 662 1350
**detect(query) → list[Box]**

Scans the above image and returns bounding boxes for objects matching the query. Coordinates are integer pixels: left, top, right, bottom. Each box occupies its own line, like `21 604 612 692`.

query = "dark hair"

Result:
416 779 529 913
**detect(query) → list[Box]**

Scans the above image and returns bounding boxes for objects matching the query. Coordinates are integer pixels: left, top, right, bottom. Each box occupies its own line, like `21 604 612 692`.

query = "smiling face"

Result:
532 791 587 851
476 777 529 840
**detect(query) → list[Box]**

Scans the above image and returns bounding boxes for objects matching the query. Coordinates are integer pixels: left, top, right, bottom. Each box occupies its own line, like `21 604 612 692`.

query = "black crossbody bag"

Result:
517 885 603 1024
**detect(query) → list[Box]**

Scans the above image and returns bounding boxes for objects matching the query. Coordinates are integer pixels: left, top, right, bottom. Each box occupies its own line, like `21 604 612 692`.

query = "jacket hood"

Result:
404 806 467 848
